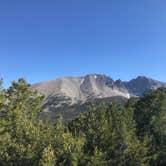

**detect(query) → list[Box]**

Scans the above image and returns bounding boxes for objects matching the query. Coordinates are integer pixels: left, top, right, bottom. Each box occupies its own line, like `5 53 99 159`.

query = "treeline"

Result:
0 79 166 166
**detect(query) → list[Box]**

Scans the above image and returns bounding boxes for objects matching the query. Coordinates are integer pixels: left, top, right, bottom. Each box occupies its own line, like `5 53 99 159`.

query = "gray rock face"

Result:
125 76 166 96
31 74 166 120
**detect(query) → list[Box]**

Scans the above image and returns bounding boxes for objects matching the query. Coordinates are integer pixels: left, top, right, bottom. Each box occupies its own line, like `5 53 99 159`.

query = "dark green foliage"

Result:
134 88 166 165
69 103 149 166
0 79 166 165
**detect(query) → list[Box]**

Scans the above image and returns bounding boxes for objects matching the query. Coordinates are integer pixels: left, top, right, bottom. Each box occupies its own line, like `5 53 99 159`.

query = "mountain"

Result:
31 74 166 121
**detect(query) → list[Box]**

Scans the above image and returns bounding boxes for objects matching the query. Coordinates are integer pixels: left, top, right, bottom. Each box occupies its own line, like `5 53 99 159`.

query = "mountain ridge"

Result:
31 74 166 105
32 74 166 101
31 74 166 121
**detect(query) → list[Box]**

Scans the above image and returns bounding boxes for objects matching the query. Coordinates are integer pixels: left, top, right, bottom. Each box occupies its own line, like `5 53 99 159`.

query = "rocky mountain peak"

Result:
31 74 166 112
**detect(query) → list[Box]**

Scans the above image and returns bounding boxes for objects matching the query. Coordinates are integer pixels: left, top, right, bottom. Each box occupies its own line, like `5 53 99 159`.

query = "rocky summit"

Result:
31 74 166 121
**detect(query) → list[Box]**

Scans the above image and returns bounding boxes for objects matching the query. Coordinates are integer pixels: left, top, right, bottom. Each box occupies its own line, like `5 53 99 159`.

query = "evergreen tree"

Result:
0 79 165 165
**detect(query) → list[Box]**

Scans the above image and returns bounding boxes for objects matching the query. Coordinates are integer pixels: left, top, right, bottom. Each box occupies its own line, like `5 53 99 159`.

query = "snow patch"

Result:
126 93 130 99
94 75 97 79
81 78 84 84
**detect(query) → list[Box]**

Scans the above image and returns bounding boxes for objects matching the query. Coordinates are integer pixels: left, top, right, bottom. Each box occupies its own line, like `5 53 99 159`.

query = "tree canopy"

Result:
0 79 166 165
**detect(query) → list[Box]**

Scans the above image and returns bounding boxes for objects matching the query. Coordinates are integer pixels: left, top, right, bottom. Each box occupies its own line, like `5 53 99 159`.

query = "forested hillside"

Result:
0 79 166 166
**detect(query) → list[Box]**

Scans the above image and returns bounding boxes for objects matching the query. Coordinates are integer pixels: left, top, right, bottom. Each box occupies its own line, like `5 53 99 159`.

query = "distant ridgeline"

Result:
31 74 166 121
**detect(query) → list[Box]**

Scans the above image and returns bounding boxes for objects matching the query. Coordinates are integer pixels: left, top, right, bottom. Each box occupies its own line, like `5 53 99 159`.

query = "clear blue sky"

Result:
0 0 166 87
